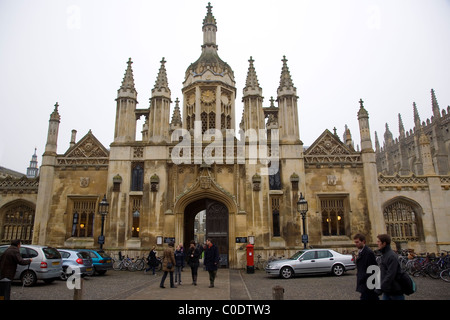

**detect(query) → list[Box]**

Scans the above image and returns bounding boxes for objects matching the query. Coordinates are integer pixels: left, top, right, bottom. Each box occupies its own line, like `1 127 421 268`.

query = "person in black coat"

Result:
353 233 379 300
377 234 404 300
204 238 219 288
187 240 201 286
0 239 32 280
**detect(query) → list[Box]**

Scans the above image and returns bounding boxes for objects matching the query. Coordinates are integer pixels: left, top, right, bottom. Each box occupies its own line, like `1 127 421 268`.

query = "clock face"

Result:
201 90 215 103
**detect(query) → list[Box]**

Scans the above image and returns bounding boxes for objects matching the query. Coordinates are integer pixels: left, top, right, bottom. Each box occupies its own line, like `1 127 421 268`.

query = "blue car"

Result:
78 249 113 275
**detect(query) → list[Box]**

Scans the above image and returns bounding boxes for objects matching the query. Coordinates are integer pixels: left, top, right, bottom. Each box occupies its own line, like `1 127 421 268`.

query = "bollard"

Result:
0 278 11 300
272 285 284 300
73 277 84 300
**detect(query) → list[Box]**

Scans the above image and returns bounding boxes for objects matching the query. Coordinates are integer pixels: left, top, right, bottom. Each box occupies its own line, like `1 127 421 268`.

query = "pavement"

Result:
125 268 251 300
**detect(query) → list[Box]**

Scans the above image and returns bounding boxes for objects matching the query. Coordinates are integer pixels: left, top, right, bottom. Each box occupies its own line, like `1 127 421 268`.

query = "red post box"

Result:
246 243 254 274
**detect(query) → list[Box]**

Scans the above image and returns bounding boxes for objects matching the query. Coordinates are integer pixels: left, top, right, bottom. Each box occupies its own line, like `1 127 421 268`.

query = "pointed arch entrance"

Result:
184 198 229 267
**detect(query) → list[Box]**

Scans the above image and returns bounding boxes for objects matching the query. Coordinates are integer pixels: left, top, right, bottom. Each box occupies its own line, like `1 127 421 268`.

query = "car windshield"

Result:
43 247 61 259
290 251 306 260
77 251 91 259
98 251 111 258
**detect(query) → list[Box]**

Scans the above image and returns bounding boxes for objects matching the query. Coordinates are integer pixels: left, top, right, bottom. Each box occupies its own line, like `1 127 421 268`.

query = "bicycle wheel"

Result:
426 263 440 279
440 268 450 282
127 262 137 271
135 259 145 271
113 260 123 271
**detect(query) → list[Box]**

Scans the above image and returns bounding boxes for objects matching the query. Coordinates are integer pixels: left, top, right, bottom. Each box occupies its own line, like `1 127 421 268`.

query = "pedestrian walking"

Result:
353 233 379 300
160 242 176 288
377 234 404 300
187 240 201 286
145 246 158 275
0 239 32 280
174 244 185 285
203 238 219 288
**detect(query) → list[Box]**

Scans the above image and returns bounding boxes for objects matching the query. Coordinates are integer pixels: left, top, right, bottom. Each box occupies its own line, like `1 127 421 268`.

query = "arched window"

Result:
131 162 144 191
383 198 422 241
320 198 346 236
71 199 96 238
1 202 35 244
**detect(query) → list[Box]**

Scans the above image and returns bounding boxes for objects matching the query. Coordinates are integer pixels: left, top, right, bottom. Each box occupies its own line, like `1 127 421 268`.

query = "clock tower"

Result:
182 2 236 135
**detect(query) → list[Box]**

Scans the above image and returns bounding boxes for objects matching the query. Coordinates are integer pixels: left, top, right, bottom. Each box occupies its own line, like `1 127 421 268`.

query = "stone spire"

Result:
357 98 373 152
431 88 440 119
384 123 393 146
152 57 171 98
202 2 217 50
119 58 136 95
398 113 405 139
243 56 262 97
413 102 421 129
170 98 183 131
277 55 296 95
375 131 380 152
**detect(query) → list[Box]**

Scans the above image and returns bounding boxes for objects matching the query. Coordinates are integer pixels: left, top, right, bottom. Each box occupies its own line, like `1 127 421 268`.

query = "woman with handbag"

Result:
160 241 176 288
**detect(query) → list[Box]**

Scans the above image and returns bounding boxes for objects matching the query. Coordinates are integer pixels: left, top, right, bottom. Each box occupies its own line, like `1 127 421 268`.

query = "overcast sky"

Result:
1 0 449 174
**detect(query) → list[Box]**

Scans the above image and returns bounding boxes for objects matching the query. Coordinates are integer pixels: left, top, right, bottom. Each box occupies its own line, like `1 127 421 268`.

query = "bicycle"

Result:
255 254 266 270
113 255 137 271
440 268 450 282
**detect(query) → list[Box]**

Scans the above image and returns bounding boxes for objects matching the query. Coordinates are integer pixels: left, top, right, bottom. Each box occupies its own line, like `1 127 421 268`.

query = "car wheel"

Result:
21 270 37 287
280 266 294 279
332 264 345 276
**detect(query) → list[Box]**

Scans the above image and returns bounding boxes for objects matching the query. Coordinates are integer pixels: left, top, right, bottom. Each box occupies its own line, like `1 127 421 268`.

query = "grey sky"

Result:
1 0 449 174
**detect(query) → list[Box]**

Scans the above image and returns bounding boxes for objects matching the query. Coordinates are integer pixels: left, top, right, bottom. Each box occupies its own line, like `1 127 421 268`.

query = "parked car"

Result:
78 249 112 275
57 249 93 280
265 249 356 279
0 244 63 287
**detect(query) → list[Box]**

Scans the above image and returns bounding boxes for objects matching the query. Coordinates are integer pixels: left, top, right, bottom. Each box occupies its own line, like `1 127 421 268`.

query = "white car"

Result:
265 249 356 279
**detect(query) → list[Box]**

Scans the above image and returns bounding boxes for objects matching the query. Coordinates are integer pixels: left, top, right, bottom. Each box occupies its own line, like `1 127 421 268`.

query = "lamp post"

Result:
98 194 109 250
297 193 308 249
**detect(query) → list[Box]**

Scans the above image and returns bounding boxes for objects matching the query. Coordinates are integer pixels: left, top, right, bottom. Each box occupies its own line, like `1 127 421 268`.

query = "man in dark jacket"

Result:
0 239 32 280
353 233 379 300
204 238 219 288
377 234 404 300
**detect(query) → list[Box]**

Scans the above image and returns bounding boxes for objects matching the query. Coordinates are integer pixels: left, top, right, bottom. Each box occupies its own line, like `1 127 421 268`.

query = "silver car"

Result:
265 249 356 279
58 249 94 280
0 244 63 287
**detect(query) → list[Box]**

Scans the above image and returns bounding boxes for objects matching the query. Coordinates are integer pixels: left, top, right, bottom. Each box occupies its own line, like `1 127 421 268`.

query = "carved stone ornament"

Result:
150 174 159 192
252 173 261 191
80 177 90 188
327 175 337 186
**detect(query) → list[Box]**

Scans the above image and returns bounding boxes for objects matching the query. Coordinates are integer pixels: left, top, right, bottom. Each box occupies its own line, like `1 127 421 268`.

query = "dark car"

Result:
78 249 113 275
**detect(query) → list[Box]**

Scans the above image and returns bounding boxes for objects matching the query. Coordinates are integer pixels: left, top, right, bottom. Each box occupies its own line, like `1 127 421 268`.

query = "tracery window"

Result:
383 200 420 241
130 196 141 237
271 196 281 237
71 199 95 237
1 202 34 244
131 162 144 191
321 198 346 236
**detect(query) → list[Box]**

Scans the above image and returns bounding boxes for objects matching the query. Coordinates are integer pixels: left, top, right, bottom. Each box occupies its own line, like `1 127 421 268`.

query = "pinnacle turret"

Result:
152 57 171 98
431 88 440 119
170 98 182 131
413 102 421 129
277 56 296 95
119 58 136 93
243 56 262 97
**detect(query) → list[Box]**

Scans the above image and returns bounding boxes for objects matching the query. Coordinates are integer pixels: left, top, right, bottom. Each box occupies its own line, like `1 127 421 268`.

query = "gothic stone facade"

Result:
1 4 449 268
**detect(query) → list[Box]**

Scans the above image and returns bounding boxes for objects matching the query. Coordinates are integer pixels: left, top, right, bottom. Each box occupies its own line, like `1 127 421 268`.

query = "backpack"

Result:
397 270 416 295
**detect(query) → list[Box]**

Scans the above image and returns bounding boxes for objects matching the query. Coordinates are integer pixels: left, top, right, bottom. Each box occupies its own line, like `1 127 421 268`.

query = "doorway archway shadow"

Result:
184 198 229 267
